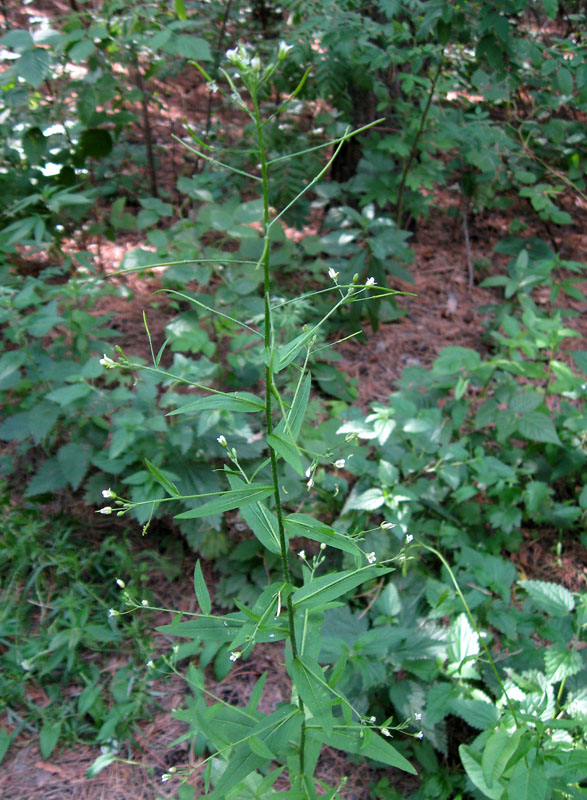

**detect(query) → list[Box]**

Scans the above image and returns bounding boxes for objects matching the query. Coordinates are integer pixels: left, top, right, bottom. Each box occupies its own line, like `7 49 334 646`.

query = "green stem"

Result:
253 90 306 783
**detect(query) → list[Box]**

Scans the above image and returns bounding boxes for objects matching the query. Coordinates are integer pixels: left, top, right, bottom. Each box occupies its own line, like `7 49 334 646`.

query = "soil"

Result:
1 3 586 798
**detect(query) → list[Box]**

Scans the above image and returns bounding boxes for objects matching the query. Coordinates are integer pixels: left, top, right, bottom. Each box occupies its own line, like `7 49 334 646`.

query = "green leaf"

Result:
275 371 311 442
290 656 335 734
39 722 61 759
17 47 51 87
45 384 92 406
174 484 273 519
163 34 211 61
317 725 416 774
0 727 14 765
292 566 392 611
193 560 212 615
343 487 385 512
275 331 313 372
57 442 92 490
482 728 521 789
433 347 481 375
544 644 583 683
542 0 557 18
174 0 187 19
518 580 575 615
516 412 561 445
157 614 244 642
167 391 264 416
284 514 362 557
79 127 113 159
144 458 180 497
507 758 546 800
248 672 267 713
267 430 304 476
460 745 504 800
22 126 47 164
227 475 281 554
450 698 500 730
556 67 573 95
86 752 117 777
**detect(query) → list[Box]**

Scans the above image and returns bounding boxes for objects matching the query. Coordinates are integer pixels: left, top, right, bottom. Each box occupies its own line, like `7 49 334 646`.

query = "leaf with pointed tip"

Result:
167 391 264 416
145 458 180 497
193 560 211 615
174 484 273 519
292 566 392 611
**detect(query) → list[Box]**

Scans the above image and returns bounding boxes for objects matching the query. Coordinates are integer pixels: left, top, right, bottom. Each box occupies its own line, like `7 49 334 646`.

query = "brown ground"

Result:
2 2 586 798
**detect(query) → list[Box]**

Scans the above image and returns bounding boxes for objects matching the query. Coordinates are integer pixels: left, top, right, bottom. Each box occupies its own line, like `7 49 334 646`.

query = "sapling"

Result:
95 41 418 798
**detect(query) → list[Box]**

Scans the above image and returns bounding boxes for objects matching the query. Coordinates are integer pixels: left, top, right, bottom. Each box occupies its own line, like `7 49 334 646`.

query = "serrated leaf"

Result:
17 47 51 87
167 391 264 416
518 580 575 615
284 513 362 557
292 566 392 611
544 644 583 683
343 487 385 512
193 560 212 615
267 430 304 476
450 698 500 730
174 484 273 519
517 412 561 445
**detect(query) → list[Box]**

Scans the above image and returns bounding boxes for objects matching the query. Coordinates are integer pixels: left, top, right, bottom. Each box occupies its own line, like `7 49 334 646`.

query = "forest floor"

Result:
2 5 587 797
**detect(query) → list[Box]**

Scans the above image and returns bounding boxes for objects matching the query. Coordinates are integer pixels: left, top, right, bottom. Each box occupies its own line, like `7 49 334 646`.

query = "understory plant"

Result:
95 43 419 797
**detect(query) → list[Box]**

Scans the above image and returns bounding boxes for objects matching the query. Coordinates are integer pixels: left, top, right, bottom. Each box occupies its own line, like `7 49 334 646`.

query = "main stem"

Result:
253 93 306 780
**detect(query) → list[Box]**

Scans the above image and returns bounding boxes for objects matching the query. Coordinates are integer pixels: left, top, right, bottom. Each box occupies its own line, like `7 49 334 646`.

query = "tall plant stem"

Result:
133 53 158 198
396 61 442 229
253 92 306 780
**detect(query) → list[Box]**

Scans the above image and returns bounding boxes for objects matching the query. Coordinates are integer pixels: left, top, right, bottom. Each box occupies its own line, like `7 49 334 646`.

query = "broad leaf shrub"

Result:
96 43 420 797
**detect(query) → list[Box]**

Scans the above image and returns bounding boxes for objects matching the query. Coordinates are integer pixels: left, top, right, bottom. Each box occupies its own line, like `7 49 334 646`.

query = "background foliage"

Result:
0 0 585 797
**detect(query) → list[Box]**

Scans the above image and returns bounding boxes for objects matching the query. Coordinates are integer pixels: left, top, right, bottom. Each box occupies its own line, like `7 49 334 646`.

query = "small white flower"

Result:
365 277 376 286
108 608 118 617
367 552 377 564
141 599 148 607
217 435 227 447
115 578 125 589
207 81 219 93
334 459 345 469
251 55 261 71
147 660 155 669
226 47 239 63
102 488 115 499
278 40 293 60
381 727 391 737
398 555 406 563
161 773 171 782
381 521 395 529
320 542 326 550
414 712 422 721
305 466 312 478
99 354 117 369
405 534 414 544
328 267 339 281
416 731 424 740
21 659 34 671
369 716 376 723
98 506 113 515
229 651 241 662
307 477 314 489
298 550 306 560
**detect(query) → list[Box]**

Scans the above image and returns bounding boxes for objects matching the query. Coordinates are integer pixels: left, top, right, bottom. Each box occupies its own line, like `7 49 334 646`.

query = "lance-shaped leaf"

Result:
290 656 335 734
275 371 311 442
310 724 416 774
285 513 363 557
275 330 313 372
174 483 273 519
292 566 392 611
228 474 281 554
156 613 244 642
193 560 211 615
167 390 264 416
144 458 180 497
267 430 304 476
